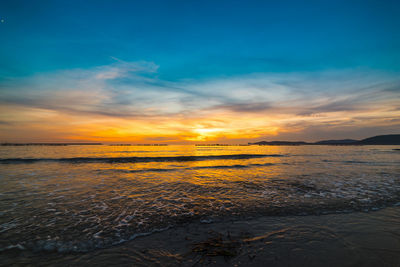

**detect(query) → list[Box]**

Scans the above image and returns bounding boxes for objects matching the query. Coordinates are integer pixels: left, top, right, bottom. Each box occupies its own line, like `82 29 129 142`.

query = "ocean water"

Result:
0 145 399 260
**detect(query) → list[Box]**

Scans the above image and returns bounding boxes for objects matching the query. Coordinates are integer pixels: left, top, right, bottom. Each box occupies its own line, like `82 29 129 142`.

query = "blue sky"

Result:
0 0 399 142
2 0 400 79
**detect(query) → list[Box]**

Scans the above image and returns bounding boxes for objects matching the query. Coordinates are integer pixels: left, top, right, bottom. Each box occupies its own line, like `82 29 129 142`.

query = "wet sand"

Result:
3 206 400 266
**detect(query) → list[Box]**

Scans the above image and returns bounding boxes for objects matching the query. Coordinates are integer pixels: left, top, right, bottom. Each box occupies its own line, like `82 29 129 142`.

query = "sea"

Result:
1 145 399 266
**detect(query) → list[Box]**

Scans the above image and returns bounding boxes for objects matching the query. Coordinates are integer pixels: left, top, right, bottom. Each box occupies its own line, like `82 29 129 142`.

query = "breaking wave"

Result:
0 154 285 164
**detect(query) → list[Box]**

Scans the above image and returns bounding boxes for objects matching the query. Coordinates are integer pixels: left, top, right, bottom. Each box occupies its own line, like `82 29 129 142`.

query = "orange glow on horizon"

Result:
1 99 399 143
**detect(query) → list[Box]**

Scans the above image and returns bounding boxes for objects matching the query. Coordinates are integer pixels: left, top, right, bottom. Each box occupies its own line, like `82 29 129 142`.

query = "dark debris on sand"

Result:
190 231 243 264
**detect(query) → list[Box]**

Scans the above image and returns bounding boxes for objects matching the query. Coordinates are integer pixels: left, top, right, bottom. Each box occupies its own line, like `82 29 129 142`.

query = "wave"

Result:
321 159 394 166
114 162 276 173
0 154 285 164
1 174 400 254
3 200 400 254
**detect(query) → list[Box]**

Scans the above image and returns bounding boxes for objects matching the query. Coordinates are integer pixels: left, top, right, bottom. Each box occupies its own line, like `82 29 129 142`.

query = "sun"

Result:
183 128 224 142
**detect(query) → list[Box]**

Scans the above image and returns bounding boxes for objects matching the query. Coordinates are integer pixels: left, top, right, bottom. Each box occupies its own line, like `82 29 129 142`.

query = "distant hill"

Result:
250 134 400 146
315 139 358 145
356 134 400 145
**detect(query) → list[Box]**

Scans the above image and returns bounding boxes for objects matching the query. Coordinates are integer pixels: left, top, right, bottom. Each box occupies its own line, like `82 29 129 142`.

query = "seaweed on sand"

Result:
190 231 241 263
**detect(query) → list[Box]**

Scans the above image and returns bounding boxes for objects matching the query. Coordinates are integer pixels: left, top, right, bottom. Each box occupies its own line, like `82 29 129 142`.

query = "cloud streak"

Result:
0 61 399 142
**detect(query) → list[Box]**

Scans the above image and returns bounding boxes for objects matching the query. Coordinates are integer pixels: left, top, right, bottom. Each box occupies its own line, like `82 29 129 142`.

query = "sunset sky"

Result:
1 0 400 143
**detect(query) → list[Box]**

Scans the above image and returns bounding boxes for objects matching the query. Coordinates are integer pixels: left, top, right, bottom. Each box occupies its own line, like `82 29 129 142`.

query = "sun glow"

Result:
0 61 399 144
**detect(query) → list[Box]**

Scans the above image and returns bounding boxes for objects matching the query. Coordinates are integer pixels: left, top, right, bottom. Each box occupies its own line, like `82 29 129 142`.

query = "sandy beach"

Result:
2 206 400 266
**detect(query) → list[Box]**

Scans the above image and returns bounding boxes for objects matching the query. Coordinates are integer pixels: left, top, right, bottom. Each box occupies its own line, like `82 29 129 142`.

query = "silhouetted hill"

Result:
250 134 400 146
356 134 400 145
315 139 358 145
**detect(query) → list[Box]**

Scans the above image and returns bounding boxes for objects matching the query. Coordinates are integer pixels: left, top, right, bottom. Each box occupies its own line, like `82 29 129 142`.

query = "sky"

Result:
0 0 399 143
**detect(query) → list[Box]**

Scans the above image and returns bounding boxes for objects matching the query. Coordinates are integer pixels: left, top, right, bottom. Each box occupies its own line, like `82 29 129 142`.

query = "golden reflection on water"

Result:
92 145 289 187
0 145 400 253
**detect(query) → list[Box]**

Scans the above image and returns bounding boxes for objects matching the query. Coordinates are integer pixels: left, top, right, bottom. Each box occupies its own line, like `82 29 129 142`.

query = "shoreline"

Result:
3 206 400 266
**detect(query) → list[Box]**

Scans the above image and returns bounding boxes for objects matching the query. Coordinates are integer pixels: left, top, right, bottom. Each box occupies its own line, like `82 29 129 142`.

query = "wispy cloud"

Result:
0 61 399 142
